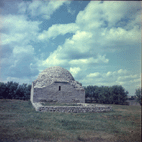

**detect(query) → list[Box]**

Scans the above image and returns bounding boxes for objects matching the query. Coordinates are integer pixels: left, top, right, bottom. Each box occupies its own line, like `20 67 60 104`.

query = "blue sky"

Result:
0 0 141 96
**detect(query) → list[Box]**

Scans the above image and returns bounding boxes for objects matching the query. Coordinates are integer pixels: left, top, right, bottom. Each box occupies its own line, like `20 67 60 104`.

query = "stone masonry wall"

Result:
36 105 112 113
33 82 85 103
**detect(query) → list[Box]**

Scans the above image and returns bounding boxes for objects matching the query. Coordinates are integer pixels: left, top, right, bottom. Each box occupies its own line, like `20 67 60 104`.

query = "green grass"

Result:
0 99 141 142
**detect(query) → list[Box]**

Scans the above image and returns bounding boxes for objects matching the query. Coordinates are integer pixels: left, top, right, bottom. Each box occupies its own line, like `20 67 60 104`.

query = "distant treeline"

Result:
84 85 129 105
0 81 141 105
0 81 31 100
0 82 129 104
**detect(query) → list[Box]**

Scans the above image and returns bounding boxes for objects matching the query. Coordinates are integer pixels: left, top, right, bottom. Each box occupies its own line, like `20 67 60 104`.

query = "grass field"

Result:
0 99 141 142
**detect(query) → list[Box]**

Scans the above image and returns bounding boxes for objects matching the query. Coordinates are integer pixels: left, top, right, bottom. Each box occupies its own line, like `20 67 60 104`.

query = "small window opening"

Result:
59 86 61 91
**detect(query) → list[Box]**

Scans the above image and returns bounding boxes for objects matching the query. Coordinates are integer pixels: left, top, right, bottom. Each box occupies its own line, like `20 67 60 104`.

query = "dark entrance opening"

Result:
59 86 61 91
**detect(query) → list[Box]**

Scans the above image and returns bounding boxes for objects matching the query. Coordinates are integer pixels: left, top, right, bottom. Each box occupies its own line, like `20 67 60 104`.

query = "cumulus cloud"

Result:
18 1 29 14
75 1 141 51
40 45 68 68
105 69 128 78
1 44 39 79
76 1 141 29
40 30 109 69
0 13 42 81
117 75 138 82
18 0 70 19
84 69 140 90
117 69 128 74
69 67 81 77
87 72 101 78
1 14 41 33
13 45 34 55
39 1 140 72
1 14 41 48
104 26 141 45
38 23 79 40
69 55 109 66
1 14 41 45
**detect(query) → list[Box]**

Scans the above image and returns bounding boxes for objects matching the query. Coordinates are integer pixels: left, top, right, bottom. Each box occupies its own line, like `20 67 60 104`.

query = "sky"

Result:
0 0 141 96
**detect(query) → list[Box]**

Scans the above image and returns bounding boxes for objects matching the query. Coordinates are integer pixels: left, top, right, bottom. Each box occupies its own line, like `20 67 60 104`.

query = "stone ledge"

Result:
32 103 112 113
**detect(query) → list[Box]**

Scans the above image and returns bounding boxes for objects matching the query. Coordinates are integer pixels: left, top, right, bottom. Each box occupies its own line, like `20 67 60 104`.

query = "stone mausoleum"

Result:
30 66 85 104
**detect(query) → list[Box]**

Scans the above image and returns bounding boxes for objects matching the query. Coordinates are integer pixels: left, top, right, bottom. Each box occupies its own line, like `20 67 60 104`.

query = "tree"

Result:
101 86 112 104
7 81 19 99
92 86 99 103
23 84 31 100
109 85 128 104
0 82 7 99
14 83 28 100
135 88 142 105
84 85 128 105
0 81 31 100
0 81 14 99
84 86 95 102
95 86 104 103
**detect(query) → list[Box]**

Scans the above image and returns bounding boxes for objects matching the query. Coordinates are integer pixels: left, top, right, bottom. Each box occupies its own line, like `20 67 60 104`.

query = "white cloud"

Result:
129 78 141 83
76 1 140 29
60 30 93 56
40 45 109 70
85 69 139 85
1 33 25 45
117 74 138 82
69 55 109 66
2 14 41 33
1 14 41 45
87 72 101 78
75 1 141 51
104 26 141 44
106 71 112 77
19 0 71 19
36 1 141 73
0 13 40 81
13 45 34 55
39 29 101 69
76 1 103 29
18 1 29 14
0 13 41 80
72 30 92 42
117 69 128 74
38 23 79 40
38 0 141 65
28 1 42 16
105 69 128 77
126 11 141 30
70 67 81 77
41 47 68 67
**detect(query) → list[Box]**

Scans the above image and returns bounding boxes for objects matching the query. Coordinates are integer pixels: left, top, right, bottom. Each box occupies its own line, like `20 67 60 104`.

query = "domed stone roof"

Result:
33 66 76 88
